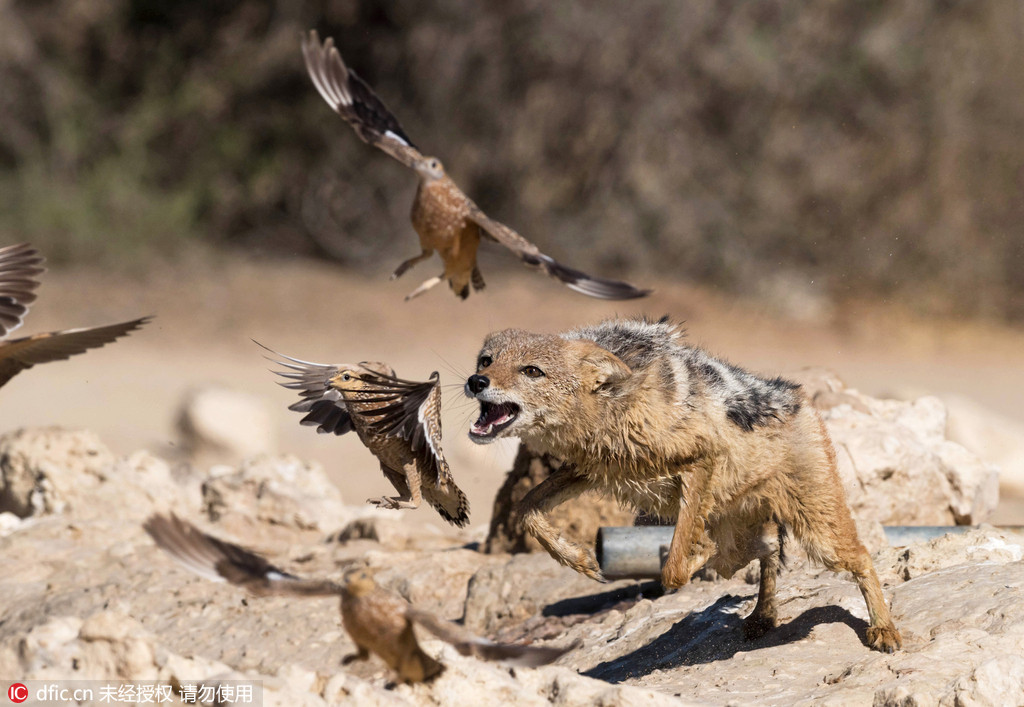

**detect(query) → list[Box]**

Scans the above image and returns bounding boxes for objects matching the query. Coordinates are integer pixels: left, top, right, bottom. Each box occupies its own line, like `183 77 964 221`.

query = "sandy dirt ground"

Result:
3 252 1022 526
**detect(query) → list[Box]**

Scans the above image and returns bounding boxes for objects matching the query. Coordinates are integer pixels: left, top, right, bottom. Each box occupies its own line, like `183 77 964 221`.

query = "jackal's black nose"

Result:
467 374 490 394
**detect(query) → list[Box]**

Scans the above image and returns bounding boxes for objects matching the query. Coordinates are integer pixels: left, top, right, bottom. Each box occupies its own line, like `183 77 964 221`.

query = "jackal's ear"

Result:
572 341 632 394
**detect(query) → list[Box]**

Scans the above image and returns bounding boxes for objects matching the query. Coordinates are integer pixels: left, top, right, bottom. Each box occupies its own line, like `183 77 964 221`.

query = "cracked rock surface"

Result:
1 427 1022 705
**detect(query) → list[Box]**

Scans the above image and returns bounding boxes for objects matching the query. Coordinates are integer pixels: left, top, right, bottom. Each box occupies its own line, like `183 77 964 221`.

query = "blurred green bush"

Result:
0 0 1021 319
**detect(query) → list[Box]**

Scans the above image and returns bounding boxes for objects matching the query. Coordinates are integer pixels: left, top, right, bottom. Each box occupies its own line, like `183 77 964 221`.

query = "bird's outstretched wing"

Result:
406 607 578 667
0 316 150 388
144 514 342 597
302 30 425 170
257 342 355 436
0 243 44 338
351 369 470 527
466 206 652 300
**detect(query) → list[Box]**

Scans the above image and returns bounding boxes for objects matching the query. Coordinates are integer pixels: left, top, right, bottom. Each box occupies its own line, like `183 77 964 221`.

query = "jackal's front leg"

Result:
661 472 716 589
516 468 604 581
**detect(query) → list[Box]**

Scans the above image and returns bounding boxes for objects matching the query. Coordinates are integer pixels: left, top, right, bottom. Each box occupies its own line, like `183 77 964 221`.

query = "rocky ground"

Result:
1 262 1022 705
1 376 1022 706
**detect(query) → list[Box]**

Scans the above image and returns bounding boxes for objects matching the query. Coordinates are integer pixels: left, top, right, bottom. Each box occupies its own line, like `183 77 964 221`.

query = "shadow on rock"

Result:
542 581 665 618
584 595 870 683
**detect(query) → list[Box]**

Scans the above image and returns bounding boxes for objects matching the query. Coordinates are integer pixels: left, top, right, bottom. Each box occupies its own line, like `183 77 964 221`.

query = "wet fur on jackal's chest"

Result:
585 463 688 519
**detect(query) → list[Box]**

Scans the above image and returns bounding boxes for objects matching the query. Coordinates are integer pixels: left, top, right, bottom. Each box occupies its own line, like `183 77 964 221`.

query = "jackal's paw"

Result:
660 564 691 591
866 625 903 653
571 549 607 583
742 610 779 640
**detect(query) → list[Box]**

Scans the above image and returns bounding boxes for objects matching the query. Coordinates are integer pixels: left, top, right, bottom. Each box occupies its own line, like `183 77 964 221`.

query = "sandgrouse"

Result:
259 343 469 527
301 30 651 302
144 514 575 683
0 243 149 389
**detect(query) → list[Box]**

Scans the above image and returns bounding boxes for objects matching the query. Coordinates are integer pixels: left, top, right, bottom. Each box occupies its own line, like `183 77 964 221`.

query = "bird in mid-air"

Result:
0 243 150 389
301 30 651 302
258 343 469 527
144 514 576 683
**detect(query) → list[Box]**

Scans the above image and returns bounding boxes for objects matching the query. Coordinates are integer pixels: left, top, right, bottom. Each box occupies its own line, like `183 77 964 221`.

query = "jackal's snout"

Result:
465 373 489 395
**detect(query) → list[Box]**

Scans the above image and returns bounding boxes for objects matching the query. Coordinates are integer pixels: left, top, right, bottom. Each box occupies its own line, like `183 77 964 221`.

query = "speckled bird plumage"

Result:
258 343 469 527
0 243 150 389
144 514 576 683
301 30 651 302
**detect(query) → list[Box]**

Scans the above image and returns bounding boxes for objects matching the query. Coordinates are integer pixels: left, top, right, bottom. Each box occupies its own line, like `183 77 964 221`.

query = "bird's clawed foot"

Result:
471 266 486 292
404 275 443 301
342 647 370 666
366 496 419 511
390 251 433 280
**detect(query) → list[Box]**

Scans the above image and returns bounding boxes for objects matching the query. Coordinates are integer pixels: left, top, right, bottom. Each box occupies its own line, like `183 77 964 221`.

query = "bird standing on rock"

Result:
144 514 576 683
0 243 150 389
301 30 651 302
258 343 470 527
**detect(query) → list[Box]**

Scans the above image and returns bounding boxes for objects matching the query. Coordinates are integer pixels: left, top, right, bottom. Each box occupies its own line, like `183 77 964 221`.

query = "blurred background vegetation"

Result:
0 0 1021 321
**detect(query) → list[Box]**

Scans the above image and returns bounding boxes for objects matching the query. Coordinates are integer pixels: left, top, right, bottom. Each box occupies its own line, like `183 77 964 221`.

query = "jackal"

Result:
465 316 901 652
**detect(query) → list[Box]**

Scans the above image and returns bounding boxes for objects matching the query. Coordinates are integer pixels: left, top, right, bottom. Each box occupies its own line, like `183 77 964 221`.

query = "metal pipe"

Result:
596 526 674 580
882 525 1024 546
596 525 1024 581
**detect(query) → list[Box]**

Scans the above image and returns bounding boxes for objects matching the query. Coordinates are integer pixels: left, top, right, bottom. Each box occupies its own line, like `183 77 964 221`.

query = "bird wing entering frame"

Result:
256 341 354 436
0 317 151 388
302 30 426 170
406 607 578 667
465 205 652 300
144 514 342 597
0 243 44 339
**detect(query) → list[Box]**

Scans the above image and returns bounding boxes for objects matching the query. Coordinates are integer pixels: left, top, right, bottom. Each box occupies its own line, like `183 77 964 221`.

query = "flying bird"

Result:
0 243 150 389
144 513 576 683
258 342 469 527
301 30 651 302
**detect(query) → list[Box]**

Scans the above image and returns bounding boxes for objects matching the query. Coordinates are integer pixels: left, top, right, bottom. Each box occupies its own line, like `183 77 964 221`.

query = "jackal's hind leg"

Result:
793 482 902 652
743 524 782 640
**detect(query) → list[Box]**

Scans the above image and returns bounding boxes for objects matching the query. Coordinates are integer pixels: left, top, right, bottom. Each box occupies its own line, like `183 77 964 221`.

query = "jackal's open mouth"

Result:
470 401 520 439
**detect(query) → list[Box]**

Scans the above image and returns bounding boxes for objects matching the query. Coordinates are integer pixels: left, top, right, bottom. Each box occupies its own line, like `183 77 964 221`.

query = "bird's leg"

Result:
404 274 444 301
367 463 423 510
341 646 370 665
471 265 486 292
390 250 434 280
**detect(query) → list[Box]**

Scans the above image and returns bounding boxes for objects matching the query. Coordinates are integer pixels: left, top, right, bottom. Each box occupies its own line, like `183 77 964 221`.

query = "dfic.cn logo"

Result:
7 683 28 703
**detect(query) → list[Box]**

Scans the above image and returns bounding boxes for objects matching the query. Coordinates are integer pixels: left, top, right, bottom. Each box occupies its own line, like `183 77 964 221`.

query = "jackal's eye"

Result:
478 355 492 369
521 365 545 378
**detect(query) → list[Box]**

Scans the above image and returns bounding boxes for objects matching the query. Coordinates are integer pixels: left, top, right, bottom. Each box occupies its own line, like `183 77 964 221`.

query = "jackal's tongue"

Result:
471 401 518 436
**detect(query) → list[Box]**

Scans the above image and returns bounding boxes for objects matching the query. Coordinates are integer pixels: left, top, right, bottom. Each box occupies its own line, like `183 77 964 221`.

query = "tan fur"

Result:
468 323 902 652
